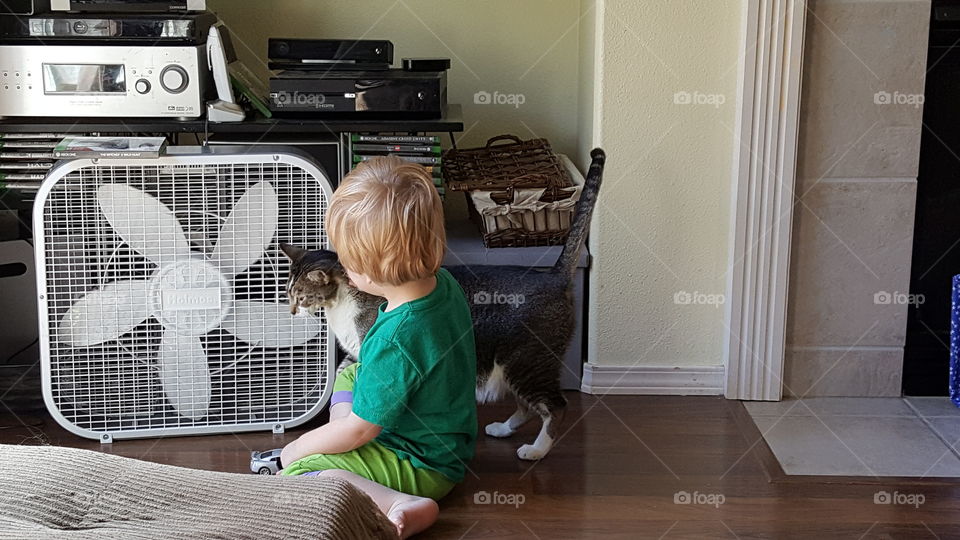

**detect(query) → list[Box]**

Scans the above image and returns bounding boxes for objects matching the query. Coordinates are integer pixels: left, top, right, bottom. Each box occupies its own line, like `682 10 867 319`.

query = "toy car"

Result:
251 449 283 475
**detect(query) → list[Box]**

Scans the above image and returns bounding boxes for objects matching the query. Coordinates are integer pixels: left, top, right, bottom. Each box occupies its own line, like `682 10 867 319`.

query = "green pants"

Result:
281 363 455 501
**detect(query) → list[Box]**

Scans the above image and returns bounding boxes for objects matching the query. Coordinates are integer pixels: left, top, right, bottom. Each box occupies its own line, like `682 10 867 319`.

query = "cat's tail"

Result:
553 148 606 277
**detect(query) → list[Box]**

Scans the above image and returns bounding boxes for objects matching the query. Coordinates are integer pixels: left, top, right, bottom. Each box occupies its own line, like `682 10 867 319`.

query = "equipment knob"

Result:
135 79 151 94
160 65 188 94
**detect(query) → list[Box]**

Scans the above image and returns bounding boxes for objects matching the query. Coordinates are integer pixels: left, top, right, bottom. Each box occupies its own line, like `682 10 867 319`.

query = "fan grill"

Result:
37 158 333 438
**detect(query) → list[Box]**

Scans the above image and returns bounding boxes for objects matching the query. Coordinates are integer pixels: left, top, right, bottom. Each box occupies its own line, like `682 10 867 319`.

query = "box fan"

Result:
33 147 336 442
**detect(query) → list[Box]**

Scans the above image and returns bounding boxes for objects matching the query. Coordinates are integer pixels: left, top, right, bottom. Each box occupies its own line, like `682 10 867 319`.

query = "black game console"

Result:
269 69 447 118
268 38 394 71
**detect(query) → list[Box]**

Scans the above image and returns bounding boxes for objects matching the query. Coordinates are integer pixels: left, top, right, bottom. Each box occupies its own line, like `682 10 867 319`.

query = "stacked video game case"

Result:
350 134 444 198
0 133 65 191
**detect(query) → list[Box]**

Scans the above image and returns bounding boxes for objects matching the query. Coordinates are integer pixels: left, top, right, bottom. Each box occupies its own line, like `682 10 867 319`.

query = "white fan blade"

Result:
158 331 211 420
222 300 321 348
212 181 279 279
57 280 151 347
97 184 192 266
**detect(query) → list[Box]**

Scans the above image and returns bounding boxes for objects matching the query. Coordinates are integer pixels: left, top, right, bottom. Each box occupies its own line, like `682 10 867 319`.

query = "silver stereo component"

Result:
0 44 207 118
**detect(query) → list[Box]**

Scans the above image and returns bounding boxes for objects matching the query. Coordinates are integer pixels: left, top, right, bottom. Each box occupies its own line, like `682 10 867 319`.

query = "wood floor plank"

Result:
2 364 959 539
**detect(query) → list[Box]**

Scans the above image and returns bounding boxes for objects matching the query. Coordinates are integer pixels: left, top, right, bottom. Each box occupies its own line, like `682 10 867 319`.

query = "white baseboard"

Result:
580 364 725 395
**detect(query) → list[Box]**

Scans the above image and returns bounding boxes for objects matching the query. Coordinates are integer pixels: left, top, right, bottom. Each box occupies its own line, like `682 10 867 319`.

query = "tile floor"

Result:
746 396 960 477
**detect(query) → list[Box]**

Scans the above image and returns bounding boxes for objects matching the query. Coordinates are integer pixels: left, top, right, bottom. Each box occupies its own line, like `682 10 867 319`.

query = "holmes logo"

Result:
161 288 221 311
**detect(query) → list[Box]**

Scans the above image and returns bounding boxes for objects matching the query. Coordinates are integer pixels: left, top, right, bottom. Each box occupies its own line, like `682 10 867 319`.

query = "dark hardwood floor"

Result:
2 362 959 539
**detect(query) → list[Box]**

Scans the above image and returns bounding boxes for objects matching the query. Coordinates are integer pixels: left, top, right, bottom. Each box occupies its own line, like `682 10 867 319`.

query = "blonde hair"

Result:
327 156 446 286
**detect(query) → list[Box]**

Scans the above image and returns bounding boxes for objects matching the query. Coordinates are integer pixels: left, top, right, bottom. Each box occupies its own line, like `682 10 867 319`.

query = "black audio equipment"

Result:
0 10 215 43
49 0 205 11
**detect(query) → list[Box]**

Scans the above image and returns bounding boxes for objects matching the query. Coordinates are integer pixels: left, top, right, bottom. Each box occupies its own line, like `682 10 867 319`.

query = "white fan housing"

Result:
34 147 336 441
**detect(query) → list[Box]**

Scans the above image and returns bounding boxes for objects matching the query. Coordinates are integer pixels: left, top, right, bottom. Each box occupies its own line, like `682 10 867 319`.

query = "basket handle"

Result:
485 135 524 148
491 186 516 205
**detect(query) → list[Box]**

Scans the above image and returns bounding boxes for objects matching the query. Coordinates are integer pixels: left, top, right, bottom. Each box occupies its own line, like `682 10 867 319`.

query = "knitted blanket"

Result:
0 444 397 540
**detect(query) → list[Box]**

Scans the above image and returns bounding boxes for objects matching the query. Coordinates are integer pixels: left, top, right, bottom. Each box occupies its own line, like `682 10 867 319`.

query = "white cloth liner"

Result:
468 154 584 234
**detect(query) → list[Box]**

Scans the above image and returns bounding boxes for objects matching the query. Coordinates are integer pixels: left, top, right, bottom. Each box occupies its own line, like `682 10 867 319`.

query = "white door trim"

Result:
723 0 808 400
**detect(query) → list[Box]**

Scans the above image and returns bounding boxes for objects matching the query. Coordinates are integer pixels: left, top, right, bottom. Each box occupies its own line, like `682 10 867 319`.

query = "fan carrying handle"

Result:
485 135 524 148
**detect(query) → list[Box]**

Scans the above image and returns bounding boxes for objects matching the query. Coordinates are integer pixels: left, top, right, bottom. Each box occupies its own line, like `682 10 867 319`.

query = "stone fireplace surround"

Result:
784 0 930 397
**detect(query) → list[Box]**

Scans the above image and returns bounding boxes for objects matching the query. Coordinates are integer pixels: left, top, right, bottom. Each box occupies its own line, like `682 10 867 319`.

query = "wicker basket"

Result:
443 135 581 248
444 135 572 192
460 154 583 248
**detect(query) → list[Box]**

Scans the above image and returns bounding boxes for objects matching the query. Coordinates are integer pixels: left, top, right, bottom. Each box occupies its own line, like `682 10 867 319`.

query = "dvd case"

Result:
53 136 168 159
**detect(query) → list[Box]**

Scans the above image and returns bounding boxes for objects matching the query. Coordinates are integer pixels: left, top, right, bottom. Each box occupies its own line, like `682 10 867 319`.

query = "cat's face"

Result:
279 244 349 315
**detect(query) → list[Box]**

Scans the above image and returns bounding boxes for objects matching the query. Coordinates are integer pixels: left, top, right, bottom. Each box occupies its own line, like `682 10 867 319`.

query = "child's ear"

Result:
306 270 329 283
280 243 307 261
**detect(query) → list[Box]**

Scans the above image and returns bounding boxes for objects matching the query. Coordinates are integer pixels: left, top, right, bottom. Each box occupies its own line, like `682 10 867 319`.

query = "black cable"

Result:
4 337 38 364
0 422 44 430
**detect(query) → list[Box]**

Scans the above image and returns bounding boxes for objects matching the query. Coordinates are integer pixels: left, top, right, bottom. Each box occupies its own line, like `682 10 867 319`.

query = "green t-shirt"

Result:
352 268 477 482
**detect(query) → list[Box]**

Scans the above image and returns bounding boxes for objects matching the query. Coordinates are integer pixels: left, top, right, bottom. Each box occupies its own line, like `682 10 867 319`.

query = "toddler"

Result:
277 156 477 538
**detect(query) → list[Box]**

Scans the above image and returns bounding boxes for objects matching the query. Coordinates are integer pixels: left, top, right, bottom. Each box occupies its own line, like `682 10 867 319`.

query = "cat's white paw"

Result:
485 422 515 438
517 444 547 461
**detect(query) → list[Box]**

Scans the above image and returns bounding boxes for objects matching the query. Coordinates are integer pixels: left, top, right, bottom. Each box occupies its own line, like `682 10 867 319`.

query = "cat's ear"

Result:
280 243 307 261
306 270 328 283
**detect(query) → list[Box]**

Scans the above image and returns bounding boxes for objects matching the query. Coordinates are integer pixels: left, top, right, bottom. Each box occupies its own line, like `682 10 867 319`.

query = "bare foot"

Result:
387 496 439 539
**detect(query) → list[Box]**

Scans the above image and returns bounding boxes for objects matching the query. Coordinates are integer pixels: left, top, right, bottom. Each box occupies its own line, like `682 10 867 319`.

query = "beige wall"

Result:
577 0 598 166
207 0 581 156
212 0 745 370
579 0 742 367
209 1 933 388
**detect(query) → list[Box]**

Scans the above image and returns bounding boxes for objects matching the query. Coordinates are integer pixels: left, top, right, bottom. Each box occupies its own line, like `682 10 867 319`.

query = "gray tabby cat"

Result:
280 149 605 461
